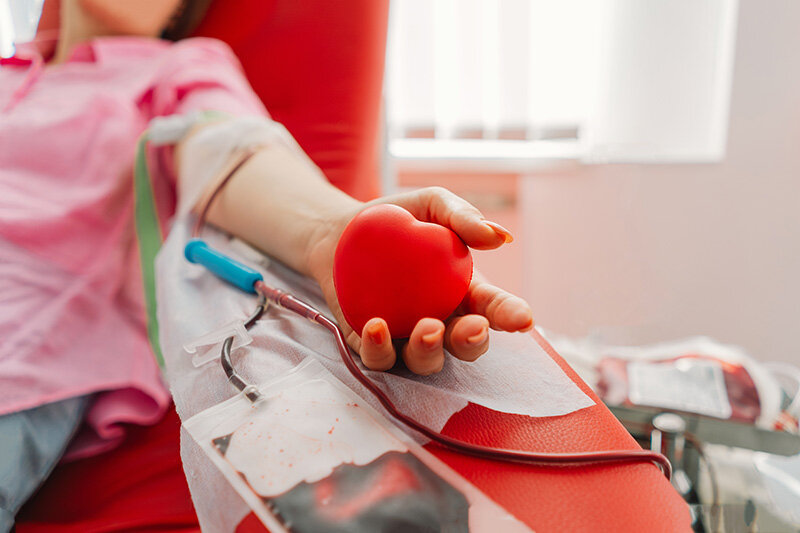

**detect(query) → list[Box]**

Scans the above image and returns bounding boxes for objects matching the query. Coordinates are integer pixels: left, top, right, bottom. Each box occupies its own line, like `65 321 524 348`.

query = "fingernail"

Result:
511 308 534 330
367 322 385 345
421 331 442 349
466 327 488 345
484 221 514 243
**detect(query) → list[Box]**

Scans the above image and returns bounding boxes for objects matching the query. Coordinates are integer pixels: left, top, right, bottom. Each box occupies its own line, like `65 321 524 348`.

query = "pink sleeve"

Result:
150 37 268 118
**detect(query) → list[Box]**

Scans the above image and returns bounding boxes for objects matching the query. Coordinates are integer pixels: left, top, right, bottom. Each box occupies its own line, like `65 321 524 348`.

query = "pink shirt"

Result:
0 36 266 458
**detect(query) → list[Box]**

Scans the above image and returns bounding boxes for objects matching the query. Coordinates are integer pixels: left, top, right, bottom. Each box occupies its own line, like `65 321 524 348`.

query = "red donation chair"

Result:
17 1 691 531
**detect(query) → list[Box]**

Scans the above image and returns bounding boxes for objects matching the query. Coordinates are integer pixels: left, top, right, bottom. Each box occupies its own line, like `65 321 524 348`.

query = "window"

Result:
385 0 739 167
0 0 44 58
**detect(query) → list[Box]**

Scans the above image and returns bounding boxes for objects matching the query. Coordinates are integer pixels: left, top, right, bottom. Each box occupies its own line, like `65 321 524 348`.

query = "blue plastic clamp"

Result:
184 239 263 294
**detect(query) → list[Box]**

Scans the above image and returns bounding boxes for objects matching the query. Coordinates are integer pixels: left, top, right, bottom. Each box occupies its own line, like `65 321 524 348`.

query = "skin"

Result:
56 0 534 375
54 0 183 63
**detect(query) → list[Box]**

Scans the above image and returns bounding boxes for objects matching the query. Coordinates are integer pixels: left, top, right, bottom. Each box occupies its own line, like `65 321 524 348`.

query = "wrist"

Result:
304 195 363 283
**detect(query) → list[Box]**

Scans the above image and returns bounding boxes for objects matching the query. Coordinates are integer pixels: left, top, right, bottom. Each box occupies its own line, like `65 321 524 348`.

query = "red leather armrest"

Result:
429 330 692 532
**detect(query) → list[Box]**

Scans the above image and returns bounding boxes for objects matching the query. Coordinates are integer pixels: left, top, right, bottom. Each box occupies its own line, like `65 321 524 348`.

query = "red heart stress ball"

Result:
333 204 473 339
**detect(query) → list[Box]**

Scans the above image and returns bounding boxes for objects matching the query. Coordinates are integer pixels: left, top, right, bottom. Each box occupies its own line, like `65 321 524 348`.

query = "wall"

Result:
520 0 800 363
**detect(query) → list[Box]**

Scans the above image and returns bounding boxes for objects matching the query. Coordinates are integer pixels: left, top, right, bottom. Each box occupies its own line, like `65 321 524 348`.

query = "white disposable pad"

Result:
156 217 593 531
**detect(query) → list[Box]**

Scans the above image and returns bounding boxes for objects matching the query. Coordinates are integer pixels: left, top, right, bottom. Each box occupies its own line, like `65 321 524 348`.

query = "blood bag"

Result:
184 358 530 532
598 354 760 423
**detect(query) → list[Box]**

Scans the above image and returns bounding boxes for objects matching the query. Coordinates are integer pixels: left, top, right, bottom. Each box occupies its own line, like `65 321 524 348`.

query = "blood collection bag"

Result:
598 354 761 423
183 358 531 533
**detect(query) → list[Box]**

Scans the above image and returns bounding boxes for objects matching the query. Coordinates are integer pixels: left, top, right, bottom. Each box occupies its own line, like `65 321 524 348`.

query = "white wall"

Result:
521 0 800 363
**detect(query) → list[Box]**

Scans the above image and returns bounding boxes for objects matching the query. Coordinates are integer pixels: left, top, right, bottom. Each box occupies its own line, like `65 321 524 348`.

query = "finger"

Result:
463 280 534 332
359 318 396 371
402 318 446 375
444 314 490 362
388 187 513 250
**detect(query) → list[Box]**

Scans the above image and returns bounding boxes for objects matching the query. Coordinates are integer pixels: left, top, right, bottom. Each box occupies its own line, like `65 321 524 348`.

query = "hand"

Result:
307 186 534 375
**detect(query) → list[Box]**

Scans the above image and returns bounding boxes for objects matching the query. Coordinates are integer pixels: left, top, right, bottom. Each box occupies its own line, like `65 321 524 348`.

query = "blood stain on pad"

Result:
220 380 406 497
333 204 473 339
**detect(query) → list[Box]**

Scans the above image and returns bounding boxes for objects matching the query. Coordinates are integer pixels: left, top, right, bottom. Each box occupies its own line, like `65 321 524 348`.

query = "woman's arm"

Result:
186 140 361 278
177 127 533 375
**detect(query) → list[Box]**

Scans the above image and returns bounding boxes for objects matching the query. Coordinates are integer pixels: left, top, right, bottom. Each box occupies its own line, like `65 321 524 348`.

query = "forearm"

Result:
188 141 362 277
173 120 532 374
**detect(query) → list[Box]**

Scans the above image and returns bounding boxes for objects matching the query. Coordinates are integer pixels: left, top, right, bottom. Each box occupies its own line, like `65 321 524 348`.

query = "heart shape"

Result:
333 204 473 339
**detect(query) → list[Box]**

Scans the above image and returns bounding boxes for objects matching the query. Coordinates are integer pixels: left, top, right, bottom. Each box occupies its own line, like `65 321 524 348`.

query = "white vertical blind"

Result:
497 0 528 134
0 0 45 59
433 0 459 138
386 0 739 165
479 0 501 139
386 0 437 135
526 0 603 134
0 0 15 58
453 0 485 134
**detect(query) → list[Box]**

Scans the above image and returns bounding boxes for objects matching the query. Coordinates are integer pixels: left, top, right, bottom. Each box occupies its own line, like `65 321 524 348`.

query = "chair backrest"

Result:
193 0 388 201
